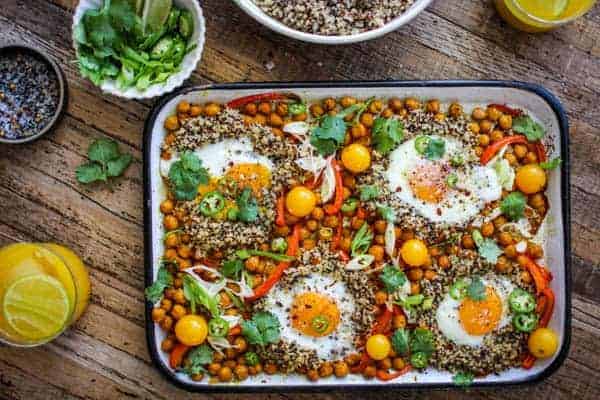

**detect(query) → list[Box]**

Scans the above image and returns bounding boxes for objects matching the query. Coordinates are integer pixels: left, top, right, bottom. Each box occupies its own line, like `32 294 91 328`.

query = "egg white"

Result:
160 137 274 178
261 273 357 360
435 276 516 347
386 136 502 225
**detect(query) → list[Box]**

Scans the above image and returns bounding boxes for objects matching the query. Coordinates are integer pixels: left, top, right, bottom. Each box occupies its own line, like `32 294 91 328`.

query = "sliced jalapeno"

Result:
244 351 260 366
404 294 425 307
311 315 330 334
199 191 225 216
341 198 358 213
208 317 230 337
414 136 430 154
288 103 307 115
410 352 429 369
446 173 458 188
450 279 468 300
513 313 538 332
450 154 464 167
509 289 536 314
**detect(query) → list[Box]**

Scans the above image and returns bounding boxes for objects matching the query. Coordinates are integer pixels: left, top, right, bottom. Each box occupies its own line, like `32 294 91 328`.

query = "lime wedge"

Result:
3 275 70 341
142 0 172 33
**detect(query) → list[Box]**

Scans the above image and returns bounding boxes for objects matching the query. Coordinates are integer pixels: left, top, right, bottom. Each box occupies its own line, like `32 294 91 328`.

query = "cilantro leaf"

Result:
424 137 446 160
222 258 244 280
391 328 410 356
500 192 527 221
350 223 373 257
88 138 120 165
472 230 503 264
76 162 107 183
453 371 474 387
377 205 395 222
145 264 173 303
182 275 219 317
107 153 133 177
168 151 209 201
467 276 487 301
380 265 407 293
359 185 380 202
540 157 562 170
183 344 213 376
310 115 347 156
241 311 281 346
410 328 435 356
236 188 259 223
372 117 404 154
513 115 545 142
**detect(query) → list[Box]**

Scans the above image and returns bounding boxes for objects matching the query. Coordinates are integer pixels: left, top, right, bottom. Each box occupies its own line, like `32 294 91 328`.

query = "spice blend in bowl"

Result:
252 0 416 36
0 46 65 143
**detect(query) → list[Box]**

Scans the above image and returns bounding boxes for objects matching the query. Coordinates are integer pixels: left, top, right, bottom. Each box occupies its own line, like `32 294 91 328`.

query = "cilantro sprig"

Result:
540 157 562 170
144 263 173 304
76 138 132 184
380 265 407 293
241 311 281 346
182 345 213 376
467 276 487 301
500 192 527 221
182 275 219 317
513 115 545 142
372 117 404 154
359 185 380 201
472 230 503 264
453 371 474 387
236 188 259 223
350 223 373 257
168 151 209 201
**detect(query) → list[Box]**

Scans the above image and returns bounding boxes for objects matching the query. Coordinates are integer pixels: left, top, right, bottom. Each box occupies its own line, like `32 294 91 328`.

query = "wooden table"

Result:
1 0 599 399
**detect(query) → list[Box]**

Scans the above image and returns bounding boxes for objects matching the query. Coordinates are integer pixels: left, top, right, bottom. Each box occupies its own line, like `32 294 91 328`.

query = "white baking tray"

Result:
143 81 571 391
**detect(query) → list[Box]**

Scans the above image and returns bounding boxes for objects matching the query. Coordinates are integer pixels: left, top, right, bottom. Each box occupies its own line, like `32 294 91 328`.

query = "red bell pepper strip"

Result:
480 135 529 165
228 325 242 336
350 352 371 373
330 213 343 252
169 343 189 368
226 92 301 109
376 365 412 381
339 250 350 262
371 306 393 335
324 159 344 215
522 354 536 369
538 287 555 328
356 207 367 220
519 255 549 295
488 104 523 117
275 194 286 227
246 224 301 301
535 142 547 163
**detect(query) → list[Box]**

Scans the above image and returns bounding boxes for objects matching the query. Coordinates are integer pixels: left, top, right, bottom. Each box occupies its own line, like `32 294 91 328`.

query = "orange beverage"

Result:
0 243 90 346
495 0 597 32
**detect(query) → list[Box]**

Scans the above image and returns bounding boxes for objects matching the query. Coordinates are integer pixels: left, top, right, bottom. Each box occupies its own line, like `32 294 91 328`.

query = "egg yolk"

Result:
459 287 503 335
225 163 271 196
408 163 448 203
290 292 340 337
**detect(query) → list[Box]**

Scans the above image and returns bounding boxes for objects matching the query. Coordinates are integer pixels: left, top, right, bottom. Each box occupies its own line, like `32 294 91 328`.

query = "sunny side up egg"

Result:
261 273 357 360
386 136 502 226
160 137 274 194
436 276 516 347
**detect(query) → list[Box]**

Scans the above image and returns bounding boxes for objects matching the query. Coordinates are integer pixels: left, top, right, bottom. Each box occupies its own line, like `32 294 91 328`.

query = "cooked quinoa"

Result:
252 0 416 36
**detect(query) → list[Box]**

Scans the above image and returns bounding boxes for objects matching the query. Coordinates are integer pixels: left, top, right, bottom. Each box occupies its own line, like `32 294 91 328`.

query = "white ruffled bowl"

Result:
72 0 205 99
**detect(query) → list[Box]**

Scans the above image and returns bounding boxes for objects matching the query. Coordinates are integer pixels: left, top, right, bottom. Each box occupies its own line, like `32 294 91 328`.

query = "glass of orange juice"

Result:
0 243 90 346
495 0 597 32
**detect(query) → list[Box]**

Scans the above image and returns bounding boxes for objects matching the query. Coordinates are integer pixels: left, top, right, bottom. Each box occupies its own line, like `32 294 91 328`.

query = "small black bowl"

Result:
0 44 67 144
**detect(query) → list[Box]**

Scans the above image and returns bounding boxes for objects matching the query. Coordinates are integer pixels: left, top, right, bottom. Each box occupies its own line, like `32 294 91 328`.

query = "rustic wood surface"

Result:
1 0 599 399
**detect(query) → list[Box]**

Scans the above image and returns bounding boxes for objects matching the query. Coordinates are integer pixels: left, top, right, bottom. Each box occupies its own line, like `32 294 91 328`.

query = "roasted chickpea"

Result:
165 233 179 248
152 307 166 322
160 298 173 312
306 369 319 381
407 268 423 281
480 120 493 134
319 362 334 378
487 106 502 121
311 207 325 221
514 144 528 159
310 104 324 117
171 304 187 320
177 101 190 114
495 256 510 273
424 269 437 280
438 255 450 269
276 103 288 116
372 220 387 234
381 108 394 118
425 99 440 114
474 146 484 156
268 113 283 127
164 215 179 231
204 103 221 117
410 281 421 295
434 112 446 123
478 134 490 146
374 234 385 245
160 199 174 214
404 97 421 111
505 244 517 259
377 358 392 370
490 129 504 142
159 315 173 331
258 102 272 115
249 363 263 375
208 363 221 376
340 96 357 108
334 361 349 378
164 115 179 131
189 105 203 117
472 107 487 120
173 289 186 305
504 152 517 166
360 112 374 128
529 193 546 209
234 365 249 381
218 366 233 382
244 256 259 271
498 114 512 130
177 245 192 259
481 221 495 237
363 366 377 379
468 122 481 134
527 242 544 259
525 151 538 164
375 290 388 305
392 357 406 371
351 123 367 138
264 363 278 375
393 314 407 329
368 245 385 262
161 336 175 352
448 102 462 117
498 232 513 246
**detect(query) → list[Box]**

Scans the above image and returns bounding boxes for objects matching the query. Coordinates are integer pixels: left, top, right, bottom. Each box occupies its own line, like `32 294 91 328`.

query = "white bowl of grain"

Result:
232 0 433 44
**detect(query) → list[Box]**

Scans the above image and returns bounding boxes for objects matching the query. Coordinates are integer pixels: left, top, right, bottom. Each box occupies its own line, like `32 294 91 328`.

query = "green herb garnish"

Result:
513 115 545 142
391 328 410 356
182 275 219 317
380 265 407 293
359 185 380 201
350 223 373 256
168 151 209 201
377 205 396 222
372 117 404 154
472 230 503 264
222 258 244 280
466 276 487 301
500 192 527 221
76 138 133 184
424 137 446 160
309 102 369 156
236 188 258 222
182 344 213 376
453 371 474 387
144 263 173 303
540 157 562 170
235 249 294 262
241 311 281 346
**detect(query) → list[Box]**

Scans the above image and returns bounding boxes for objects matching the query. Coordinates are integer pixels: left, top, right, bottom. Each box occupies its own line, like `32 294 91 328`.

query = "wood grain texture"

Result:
1 0 599 399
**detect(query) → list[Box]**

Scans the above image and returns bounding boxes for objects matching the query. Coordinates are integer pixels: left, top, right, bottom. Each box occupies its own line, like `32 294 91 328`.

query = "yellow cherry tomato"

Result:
528 328 559 359
515 164 547 194
366 334 391 361
400 239 429 267
341 143 371 173
286 186 317 217
174 315 208 346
